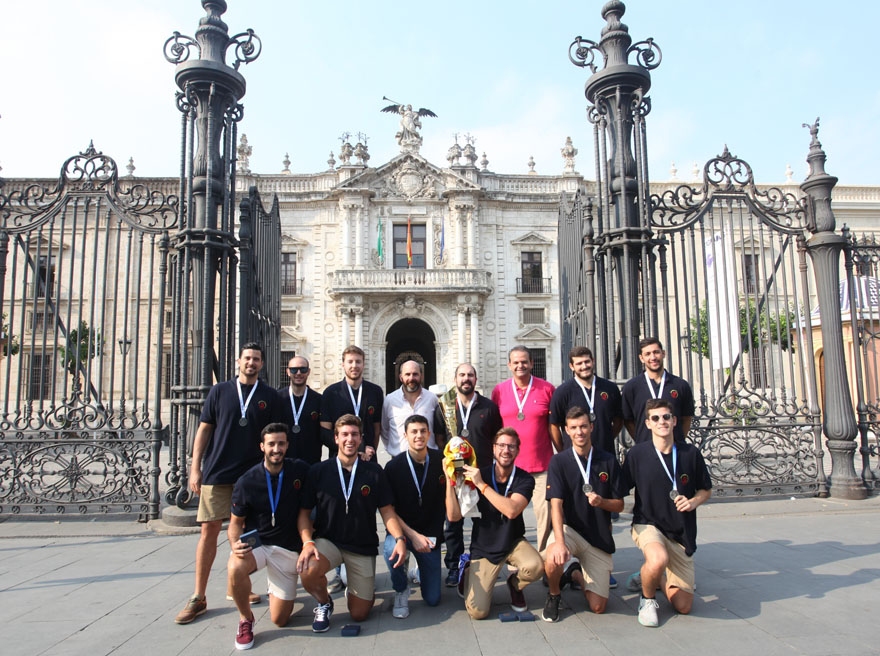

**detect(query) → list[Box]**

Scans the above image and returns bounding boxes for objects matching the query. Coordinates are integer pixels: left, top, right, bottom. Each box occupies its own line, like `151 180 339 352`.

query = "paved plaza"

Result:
1 495 878 656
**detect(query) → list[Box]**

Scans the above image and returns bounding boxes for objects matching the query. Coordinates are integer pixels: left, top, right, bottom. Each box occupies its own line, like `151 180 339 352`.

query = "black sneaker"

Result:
542 593 561 623
507 573 527 613
312 599 334 633
445 568 459 587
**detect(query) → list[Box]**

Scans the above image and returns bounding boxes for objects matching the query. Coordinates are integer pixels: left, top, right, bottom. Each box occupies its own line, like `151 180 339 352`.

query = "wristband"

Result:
395 536 406 542
480 483 489 495
304 540 315 546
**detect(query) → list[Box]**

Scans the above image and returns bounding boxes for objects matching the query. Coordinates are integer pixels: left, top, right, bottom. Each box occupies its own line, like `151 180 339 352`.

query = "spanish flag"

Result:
406 216 413 267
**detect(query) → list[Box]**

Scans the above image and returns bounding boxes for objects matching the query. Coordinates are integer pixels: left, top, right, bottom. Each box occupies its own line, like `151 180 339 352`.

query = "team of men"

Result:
176 339 711 648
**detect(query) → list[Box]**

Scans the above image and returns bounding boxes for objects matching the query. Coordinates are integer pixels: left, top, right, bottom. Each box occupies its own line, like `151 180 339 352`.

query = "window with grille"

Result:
281 252 298 295
281 309 297 327
27 352 53 400
522 308 545 325
393 224 426 269
528 348 547 380
520 252 545 293
743 253 759 295
279 350 297 388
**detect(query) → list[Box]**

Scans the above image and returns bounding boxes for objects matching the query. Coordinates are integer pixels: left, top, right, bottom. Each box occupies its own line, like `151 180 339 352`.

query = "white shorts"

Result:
252 544 300 600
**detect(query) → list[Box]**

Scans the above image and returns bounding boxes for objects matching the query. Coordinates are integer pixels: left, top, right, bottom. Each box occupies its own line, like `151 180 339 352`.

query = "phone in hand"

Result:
239 529 262 549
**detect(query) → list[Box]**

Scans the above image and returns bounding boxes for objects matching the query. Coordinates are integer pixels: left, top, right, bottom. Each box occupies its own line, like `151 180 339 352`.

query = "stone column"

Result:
354 207 364 267
453 207 465 267
466 209 477 267
353 306 364 348
340 204 351 267
469 306 480 371
801 120 866 499
340 308 351 352
457 306 468 363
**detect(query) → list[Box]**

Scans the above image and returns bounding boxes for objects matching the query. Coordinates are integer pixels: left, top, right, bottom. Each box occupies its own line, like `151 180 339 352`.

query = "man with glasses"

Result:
278 355 326 465
175 343 283 624
542 407 624 622
445 427 543 619
621 338 695 445
622 399 712 628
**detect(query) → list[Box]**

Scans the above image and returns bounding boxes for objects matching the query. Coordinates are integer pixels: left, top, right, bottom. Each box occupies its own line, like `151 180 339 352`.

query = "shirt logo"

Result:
600 392 608 401
258 400 267 410
360 484 371 496
293 479 302 490
670 390 679 399
598 472 609 483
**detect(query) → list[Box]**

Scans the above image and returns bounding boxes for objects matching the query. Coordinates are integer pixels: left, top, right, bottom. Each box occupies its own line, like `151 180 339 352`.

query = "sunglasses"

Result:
649 413 673 422
288 366 310 374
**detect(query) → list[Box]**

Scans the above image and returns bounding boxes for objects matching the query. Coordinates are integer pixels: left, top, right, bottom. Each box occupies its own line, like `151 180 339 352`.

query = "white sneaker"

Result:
638 596 659 627
392 590 410 619
408 567 420 586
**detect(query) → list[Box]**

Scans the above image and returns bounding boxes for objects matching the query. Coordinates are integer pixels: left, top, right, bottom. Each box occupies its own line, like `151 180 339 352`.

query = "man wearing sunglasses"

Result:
622 399 712 628
622 338 695 445
278 356 327 465
445 427 543 619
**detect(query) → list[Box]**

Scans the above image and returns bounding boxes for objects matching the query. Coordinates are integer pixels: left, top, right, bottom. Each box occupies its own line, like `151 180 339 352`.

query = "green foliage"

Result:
1 313 19 357
58 320 102 376
689 299 796 360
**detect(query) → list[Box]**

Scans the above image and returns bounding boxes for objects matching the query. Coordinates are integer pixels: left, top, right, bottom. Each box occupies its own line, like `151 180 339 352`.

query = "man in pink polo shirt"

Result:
491 346 559 551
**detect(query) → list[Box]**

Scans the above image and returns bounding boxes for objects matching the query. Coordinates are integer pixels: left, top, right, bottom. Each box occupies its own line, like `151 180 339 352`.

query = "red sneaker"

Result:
235 617 254 650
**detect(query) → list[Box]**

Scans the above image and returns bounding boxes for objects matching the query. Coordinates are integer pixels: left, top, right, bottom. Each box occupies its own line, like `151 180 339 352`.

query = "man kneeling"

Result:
445 427 543 619
227 423 311 650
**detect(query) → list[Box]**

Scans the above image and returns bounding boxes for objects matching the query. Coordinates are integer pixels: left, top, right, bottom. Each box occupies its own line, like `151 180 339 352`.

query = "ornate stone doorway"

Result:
385 318 436 392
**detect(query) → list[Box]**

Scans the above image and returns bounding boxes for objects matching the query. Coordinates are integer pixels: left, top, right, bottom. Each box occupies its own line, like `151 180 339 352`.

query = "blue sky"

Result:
1 0 876 185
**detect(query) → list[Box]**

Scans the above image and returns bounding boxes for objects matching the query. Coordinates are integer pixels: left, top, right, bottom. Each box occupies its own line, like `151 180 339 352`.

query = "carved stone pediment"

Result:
514 326 555 341
511 231 553 246
281 234 309 247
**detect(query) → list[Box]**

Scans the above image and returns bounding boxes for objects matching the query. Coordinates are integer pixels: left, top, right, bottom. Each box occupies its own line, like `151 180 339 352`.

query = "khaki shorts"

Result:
197 484 234 523
314 538 376 601
465 539 543 620
546 524 613 598
251 544 300 601
631 523 694 593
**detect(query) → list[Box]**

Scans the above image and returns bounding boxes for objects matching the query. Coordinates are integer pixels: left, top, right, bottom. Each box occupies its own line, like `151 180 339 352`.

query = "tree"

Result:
58 320 103 392
688 299 796 360
1 313 19 357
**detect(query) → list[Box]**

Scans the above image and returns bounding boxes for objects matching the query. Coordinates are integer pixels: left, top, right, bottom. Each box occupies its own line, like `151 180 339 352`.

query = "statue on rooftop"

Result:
381 97 437 153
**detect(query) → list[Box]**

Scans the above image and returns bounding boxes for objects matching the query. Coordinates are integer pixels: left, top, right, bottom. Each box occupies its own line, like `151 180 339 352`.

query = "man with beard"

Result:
443 363 502 587
175 343 282 625
381 360 443 457
445 427 543 619
226 423 311 650
278 355 326 464
491 346 558 551
621 338 695 445
297 415 408 632
320 345 384 460
382 414 446 619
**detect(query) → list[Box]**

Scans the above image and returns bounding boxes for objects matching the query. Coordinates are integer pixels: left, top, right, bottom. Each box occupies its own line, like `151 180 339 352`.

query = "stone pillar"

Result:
340 308 351 352
341 204 352 267
354 207 364 267
800 119 866 499
457 306 468 363
453 207 465 267
353 307 364 348
466 209 477 267
469 306 480 371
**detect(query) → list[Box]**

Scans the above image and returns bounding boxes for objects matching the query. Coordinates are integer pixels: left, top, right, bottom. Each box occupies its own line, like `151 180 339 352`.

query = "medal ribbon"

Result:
457 396 474 432
289 386 308 429
654 444 678 494
237 380 259 421
347 384 363 416
644 371 666 400
337 456 359 514
577 379 597 416
264 467 284 528
406 451 430 506
572 446 593 490
491 462 516 497
511 377 533 418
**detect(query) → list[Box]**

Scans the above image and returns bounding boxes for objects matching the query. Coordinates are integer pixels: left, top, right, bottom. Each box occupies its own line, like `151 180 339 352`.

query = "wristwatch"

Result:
395 536 406 542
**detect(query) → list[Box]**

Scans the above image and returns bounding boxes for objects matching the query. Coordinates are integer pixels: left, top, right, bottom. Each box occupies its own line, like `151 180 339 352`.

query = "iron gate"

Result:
0 145 176 519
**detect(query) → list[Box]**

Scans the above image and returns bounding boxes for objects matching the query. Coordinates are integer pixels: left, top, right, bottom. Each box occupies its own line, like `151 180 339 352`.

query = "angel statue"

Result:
381 97 438 152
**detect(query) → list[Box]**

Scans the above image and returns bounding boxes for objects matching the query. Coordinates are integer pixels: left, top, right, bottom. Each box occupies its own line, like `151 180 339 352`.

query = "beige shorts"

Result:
314 538 376 601
631 523 694 593
546 524 613 598
251 544 300 601
197 484 234 523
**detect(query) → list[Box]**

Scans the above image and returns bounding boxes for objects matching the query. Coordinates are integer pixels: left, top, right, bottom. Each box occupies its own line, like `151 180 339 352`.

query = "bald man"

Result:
380 360 445 457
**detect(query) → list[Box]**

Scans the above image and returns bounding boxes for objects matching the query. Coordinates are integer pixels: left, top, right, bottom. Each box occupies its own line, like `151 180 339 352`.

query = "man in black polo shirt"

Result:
383 414 446 619
542 407 624 622
445 427 543 620
175 342 282 625
621 338 695 445
297 414 408 632
319 345 384 460
278 355 326 464
623 399 712 628
444 363 503 586
227 423 311 650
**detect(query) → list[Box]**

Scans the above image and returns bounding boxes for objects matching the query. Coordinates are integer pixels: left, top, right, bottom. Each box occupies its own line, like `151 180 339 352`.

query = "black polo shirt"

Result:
231 458 310 552
320 379 384 450
277 385 325 464
470 464 535 564
546 446 624 554
454 394 503 469
199 379 283 485
302 457 394 556
622 440 712 556
621 371 695 444
384 448 446 544
549 376 622 454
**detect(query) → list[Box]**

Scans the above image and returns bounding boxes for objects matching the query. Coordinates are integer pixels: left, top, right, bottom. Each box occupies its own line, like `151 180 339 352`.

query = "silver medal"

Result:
582 483 593 495
589 412 596 423
461 428 470 438
239 417 248 427
292 424 301 434
669 490 679 501
517 412 525 421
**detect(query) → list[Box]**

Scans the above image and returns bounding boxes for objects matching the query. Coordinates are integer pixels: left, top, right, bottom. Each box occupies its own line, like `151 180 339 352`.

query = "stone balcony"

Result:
327 268 493 297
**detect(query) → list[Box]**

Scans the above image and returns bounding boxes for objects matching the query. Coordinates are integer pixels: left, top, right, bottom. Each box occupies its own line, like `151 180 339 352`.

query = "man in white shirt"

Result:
380 360 444 457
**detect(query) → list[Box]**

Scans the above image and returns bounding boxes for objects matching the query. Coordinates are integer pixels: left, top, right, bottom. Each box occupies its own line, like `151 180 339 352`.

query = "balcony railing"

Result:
516 277 551 294
281 278 304 296
328 269 492 295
